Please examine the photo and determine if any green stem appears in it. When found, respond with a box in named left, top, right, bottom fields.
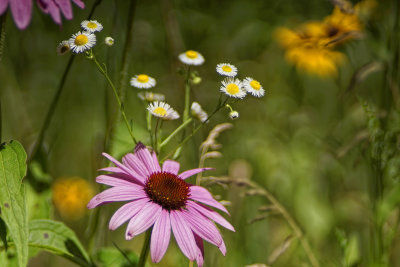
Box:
left=159, top=118, right=192, bottom=149
left=0, top=11, right=7, bottom=63
left=154, top=118, right=160, bottom=153
left=92, top=55, right=137, bottom=145
left=147, top=111, right=153, bottom=148
left=138, top=230, right=152, bottom=267
left=165, top=97, right=228, bottom=161
left=0, top=99, right=2, bottom=143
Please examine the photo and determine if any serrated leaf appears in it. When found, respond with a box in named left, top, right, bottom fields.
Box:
left=28, top=219, right=92, bottom=267
left=0, top=140, right=28, bottom=267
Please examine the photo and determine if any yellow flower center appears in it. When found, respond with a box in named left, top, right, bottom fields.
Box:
left=250, top=80, right=261, bottom=90
left=222, top=65, right=232, bottom=72
left=154, top=107, right=167, bottom=116
left=186, top=50, right=198, bottom=59
left=75, top=34, right=88, bottom=46
left=87, top=22, right=98, bottom=29
left=137, top=74, right=149, bottom=83
left=226, top=84, right=240, bottom=95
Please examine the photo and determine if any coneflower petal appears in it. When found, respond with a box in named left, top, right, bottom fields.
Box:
left=162, top=160, right=180, bottom=175
left=125, top=202, right=162, bottom=240
left=189, top=186, right=229, bottom=214
left=109, top=198, right=149, bottom=230
left=151, top=210, right=171, bottom=262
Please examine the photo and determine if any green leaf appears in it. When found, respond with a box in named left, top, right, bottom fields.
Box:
left=95, top=247, right=140, bottom=267
left=0, top=216, right=7, bottom=250
left=0, top=140, right=28, bottom=267
left=28, top=219, right=92, bottom=267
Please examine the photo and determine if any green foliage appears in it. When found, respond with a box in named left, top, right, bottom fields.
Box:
left=28, top=219, right=92, bottom=267
left=95, top=247, right=142, bottom=267
left=0, top=140, right=28, bottom=267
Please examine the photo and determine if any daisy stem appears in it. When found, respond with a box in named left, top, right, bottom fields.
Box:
left=159, top=118, right=192, bottom=149
left=165, top=97, right=228, bottom=161
left=154, top=118, right=161, bottom=153
left=92, top=55, right=137, bottom=145
left=147, top=111, right=153, bottom=149
left=138, top=230, right=151, bottom=267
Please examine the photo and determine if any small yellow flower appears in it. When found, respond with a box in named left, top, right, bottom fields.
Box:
left=147, top=101, right=180, bottom=120
left=130, top=74, right=156, bottom=89
left=81, top=20, right=103, bottom=33
left=52, top=177, right=94, bottom=220
left=68, top=31, right=96, bottom=53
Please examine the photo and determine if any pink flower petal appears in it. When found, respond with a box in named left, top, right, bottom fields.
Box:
left=103, top=152, right=136, bottom=176
left=179, top=168, right=214, bottom=180
left=162, top=160, right=180, bottom=175
left=96, top=174, right=142, bottom=187
left=72, top=0, right=84, bottom=8
left=109, top=198, right=149, bottom=230
left=152, top=152, right=161, bottom=172
left=189, top=186, right=229, bottom=214
left=54, top=0, right=72, bottom=19
left=134, top=142, right=158, bottom=174
left=182, top=209, right=223, bottom=249
left=123, top=153, right=150, bottom=181
left=100, top=165, right=145, bottom=185
left=99, top=166, right=126, bottom=174
left=0, top=0, right=8, bottom=15
left=87, top=186, right=146, bottom=209
left=10, top=0, right=32, bottom=29
left=170, top=210, right=198, bottom=261
left=187, top=201, right=235, bottom=232
left=194, top=233, right=204, bottom=267
left=151, top=210, right=171, bottom=262
left=125, top=202, right=162, bottom=240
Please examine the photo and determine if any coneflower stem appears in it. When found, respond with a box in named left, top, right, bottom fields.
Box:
left=154, top=118, right=161, bottom=153
left=92, top=55, right=137, bottom=145
left=138, top=230, right=151, bottom=267
left=147, top=111, right=153, bottom=148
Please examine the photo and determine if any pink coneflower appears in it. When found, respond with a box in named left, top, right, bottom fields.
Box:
left=87, top=142, right=234, bottom=266
left=0, top=0, right=84, bottom=30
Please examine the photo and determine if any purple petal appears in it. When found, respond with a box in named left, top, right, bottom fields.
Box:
left=170, top=210, right=197, bottom=261
left=123, top=153, right=150, bottom=181
left=72, top=0, right=84, bottom=8
left=46, top=1, right=61, bottom=24
left=152, top=152, right=161, bottom=172
left=103, top=152, right=134, bottom=174
left=0, top=0, right=8, bottom=15
left=125, top=202, right=162, bottom=240
left=181, top=209, right=223, bottom=248
left=87, top=186, right=146, bottom=209
left=109, top=198, right=149, bottom=230
left=134, top=142, right=158, bottom=174
left=189, top=186, right=229, bottom=214
left=187, top=201, right=235, bottom=232
left=194, top=233, right=204, bottom=267
left=179, top=168, right=214, bottom=180
left=99, top=166, right=126, bottom=174
left=162, top=160, right=180, bottom=175
left=54, top=0, right=72, bottom=19
left=10, top=0, right=32, bottom=29
left=96, top=174, right=142, bottom=187
left=151, top=210, right=171, bottom=263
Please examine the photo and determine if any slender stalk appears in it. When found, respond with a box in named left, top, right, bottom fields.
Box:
left=29, top=0, right=103, bottom=161
left=91, top=55, right=137, bottom=145
left=138, top=230, right=152, bottom=267
left=0, top=99, right=2, bottom=143
left=159, top=118, right=192, bottom=149
left=154, top=118, right=160, bottom=153
left=0, top=12, right=7, bottom=63
left=147, top=111, right=153, bottom=148
left=247, top=180, right=319, bottom=267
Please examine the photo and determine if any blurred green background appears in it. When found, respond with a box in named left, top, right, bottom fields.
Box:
left=1, top=0, right=399, bottom=266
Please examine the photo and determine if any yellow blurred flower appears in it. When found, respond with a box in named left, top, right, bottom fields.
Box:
left=52, top=177, right=94, bottom=220
left=285, top=43, right=345, bottom=77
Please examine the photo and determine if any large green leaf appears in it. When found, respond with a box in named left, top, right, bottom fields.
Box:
left=28, top=219, right=92, bottom=267
left=0, top=140, right=28, bottom=267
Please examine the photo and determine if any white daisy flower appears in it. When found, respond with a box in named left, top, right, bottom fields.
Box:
left=229, top=111, right=239, bottom=120
left=220, top=77, right=246, bottom=99
left=147, top=101, right=180, bottom=120
left=216, top=63, right=238, bottom=77
left=130, top=74, right=156, bottom=89
left=138, top=92, right=165, bottom=102
left=81, top=20, right=103, bottom=33
left=191, top=102, right=208, bottom=123
left=68, top=31, right=96, bottom=53
left=105, top=37, right=114, bottom=46
left=57, top=40, right=70, bottom=55
left=178, top=50, right=205, bottom=66
left=243, top=77, right=265, bottom=97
